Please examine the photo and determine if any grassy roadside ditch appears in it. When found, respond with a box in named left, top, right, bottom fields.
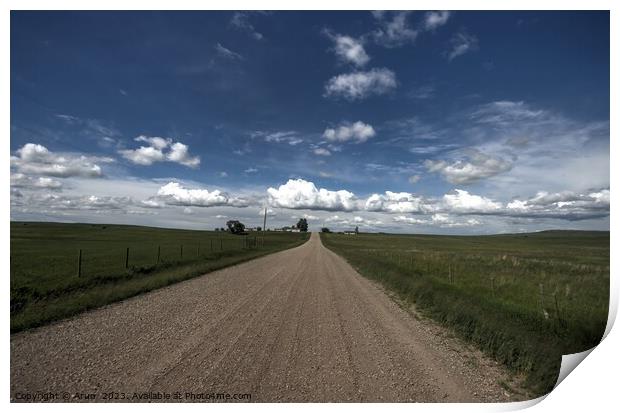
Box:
left=320, top=230, right=609, bottom=397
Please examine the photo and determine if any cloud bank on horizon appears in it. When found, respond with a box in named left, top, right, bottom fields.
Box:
left=10, top=11, right=610, bottom=234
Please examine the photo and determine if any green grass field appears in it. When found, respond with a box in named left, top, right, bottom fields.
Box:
left=320, top=230, right=609, bottom=397
left=10, top=221, right=309, bottom=332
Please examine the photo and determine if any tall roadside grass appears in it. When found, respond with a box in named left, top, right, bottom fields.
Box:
left=321, top=231, right=609, bottom=397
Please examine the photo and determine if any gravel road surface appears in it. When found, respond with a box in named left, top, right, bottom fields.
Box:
left=11, top=233, right=518, bottom=402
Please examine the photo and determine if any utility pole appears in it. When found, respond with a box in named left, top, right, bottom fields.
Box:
left=263, top=207, right=267, bottom=231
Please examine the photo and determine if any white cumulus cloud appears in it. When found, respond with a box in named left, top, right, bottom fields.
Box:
left=313, top=148, right=331, bottom=156
left=393, top=215, right=427, bottom=225
left=365, top=191, right=429, bottom=214
left=135, top=136, right=171, bottom=150
left=325, top=31, right=370, bottom=67
left=167, top=142, right=201, bottom=167
left=11, top=143, right=110, bottom=178
left=323, top=121, right=376, bottom=143
left=425, top=149, right=512, bottom=184
left=11, top=173, right=63, bottom=190
left=432, top=214, right=482, bottom=228
left=423, top=11, right=451, bottom=31
left=371, top=11, right=418, bottom=47
left=267, top=179, right=358, bottom=211
left=156, top=182, right=248, bottom=207
left=442, top=189, right=502, bottom=213
left=505, top=189, right=610, bottom=220
left=325, top=214, right=383, bottom=228
left=119, top=146, right=165, bottom=166
left=324, top=68, right=397, bottom=100
left=119, top=136, right=200, bottom=168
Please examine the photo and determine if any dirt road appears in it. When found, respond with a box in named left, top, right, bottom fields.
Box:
left=11, top=233, right=517, bottom=402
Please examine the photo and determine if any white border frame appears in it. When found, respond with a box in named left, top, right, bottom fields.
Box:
left=3, top=2, right=616, bottom=412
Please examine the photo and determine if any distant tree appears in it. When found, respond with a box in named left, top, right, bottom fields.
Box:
left=355, top=226, right=359, bottom=234
left=256, top=226, right=262, bottom=231
left=215, top=227, right=220, bottom=231
left=220, top=227, right=226, bottom=232
left=226, top=220, right=246, bottom=235
left=296, top=218, right=308, bottom=232
left=321, top=227, right=331, bottom=233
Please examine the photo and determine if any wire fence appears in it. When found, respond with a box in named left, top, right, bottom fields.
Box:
left=12, top=235, right=266, bottom=282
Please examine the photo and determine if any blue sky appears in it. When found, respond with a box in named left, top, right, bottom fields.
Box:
left=10, top=11, right=610, bottom=233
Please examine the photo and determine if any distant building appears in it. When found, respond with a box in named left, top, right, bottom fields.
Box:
left=343, top=231, right=357, bottom=235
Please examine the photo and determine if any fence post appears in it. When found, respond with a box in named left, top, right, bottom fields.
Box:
left=77, top=249, right=82, bottom=277
left=210, top=239, right=213, bottom=251
left=125, top=247, right=129, bottom=269
left=197, top=243, right=200, bottom=256
left=157, top=245, right=161, bottom=264
left=181, top=245, right=183, bottom=258
left=220, top=239, right=223, bottom=251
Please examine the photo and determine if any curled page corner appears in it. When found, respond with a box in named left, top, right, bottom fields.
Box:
left=552, top=299, right=617, bottom=390
left=498, top=293, right=616, bottom=410
left=493, top=347, right=598, bottom=412
left=553, top=347, right=595, bottom=389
